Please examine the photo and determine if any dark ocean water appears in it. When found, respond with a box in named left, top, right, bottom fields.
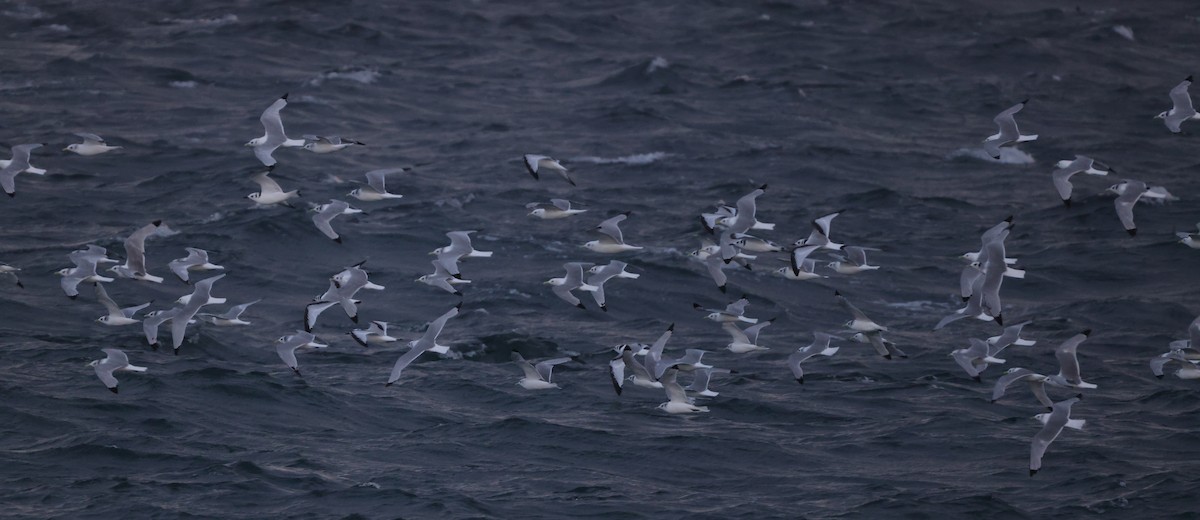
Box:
left=1, top=0, right=1199, bottom=518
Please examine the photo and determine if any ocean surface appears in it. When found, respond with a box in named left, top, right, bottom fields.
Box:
left=1, top=0, right=1199, bottom=518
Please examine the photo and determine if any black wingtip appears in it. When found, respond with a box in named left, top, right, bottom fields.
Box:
left=1187, top=75, right=1194, bottom=83
left=334, top=237, right=343, bottom=244
left=385, top=382, right=393, bottom=387
left=1075, top=393, right=1084, bottom=399
left=454, top=301, right=463, bottom=310
left=995, top=315, right=1004, bottom=326
left=1020, top=98, right=1029, bottom=105
left=883, top=354, right=892, bottom=360
left=972, top=375, right=982, bottom=383
left=667, top=323, right=675, bottom=332
left=350, top=314, right=359, bottom=324
left=1081, top=329, right=1092, bottom=336
left=758, top=183, right=768, bottom=190
left=150, top=342, right=159, bottom=351
left=1126, top=228, right=1137, bottom=237
left=1029, top=469, right=1037, bottom=477
left=990, top=399, right=997, bottom=404
left=173, top=348, right=180, bottom=356
left=692, top=303, right=703, bottom=310
left=452, top=273, right=463, bottom=280
left=5, top=193, right=12, bottom=198
left=1003, top=215, right=1014, bottom=223
left=68, top=294, right=77, bottom=300
left=961, top=296, right=970, bottom=302
left=718, top=285, right=727, bottom=293
left=600, top=305, right=608, bottom=313
left=575, top=303, right=586, bottom=310
left=1156, top=374, right=1164, bottom=379
left=15, top=281, right=23, bottom=289
left=796, top=378, right=804, bottom=385
left=833, top=290, right=841, bottom=296
left=453, top=291, right=463, bottom=297
left=1062, top=199, right=1071, bottom=208
left=350, top=334, right=367, bottom=348
left=109, top=387, right=118, bottom=394
left=281, top=93, right=289, bottom=100
left=621, top=210, right=632, bottom=216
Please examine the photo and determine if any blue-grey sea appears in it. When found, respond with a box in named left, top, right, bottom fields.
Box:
left=1, top=1, right=1199, bottom=518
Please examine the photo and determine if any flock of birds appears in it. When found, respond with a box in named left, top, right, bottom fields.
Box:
left=1, top=74, right=1199, bottom=477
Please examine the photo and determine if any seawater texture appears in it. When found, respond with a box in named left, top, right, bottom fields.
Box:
left=0, top=1, right=1198, bottom=518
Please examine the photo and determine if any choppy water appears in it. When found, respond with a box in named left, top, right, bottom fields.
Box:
left=1, top=1, right=1199, bottom=518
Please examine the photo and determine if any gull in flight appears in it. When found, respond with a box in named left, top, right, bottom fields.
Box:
left=834, top=291, right=886, bottom=332
left=168, top=248, right=224, bottom=284
left=246, top=93, right=305, bottom=168
left=694, top=298, right=758, bottom=324
left=775, top=244, right=824, bottom=281
left=1155, top=75, right=1199, bottom=133
left=303, top=134, right=365, bottom=153
left=657, top=368, right=709, bottom=414
left=733, top=234, right=781, bottom=253
left=797, top=211, right=845, bottom=251
left=0, top=262, right=23, bottom=288
left=275, top=331, right=328, bottom=376
left=722, top=319, right=773, bottom=353
left=142, top=307, right=183, bottom=351
left=386, top=304, right=461, bottom=386
left=1150, top=349, right=1200, bottom=380
left=685, top=367, right=732, bottom=398
left=305, top=280, right=361, bottom=331
left=828, top=246, right=881, bottom=274
left=1112, top=179, right=1151, bottom=236
left=991, top=367, right=1054, bottom=410
left=787, top=332, right=841, bottom=384
left=0, top=143, right=46, bottom=197
left=950, top=338, right=1006, bottom=382
left=1047, top=330, right=1097, bottom=389
left=982, top=99, right=1038, bottom=159
left=716, top=185, right=774, bottom=234
left=65, top=133, right=122, bottom=156
left=523, top=154, right=574, bottom=186
left=94, top=283, right=151, bottom=326
left=89, top=348, right=147, bottom=394
left=247, top=171, right=299, bottom=207
left=311, top=199, right=363, bottom=243
left=1030, top=395, right=1085, bottom=476
left=350, top=321, right=398, bottom=347
left=987, top=320, right=1037, bottom=354
left=198, top=300, right=260, bottom=326
left=850, top=331, right=907, bottom=359
left=1051, top=155, right=1111, bottom=207
left=546, top=262, right=598, bottom=309
left=348, top=168, right=406, bottom=201
left=416, top=259, right=471, bottom=296
left=1178, top=223, right=1200, bottom=248
left=169, top=273, right=227, bottom=354
left=111, top=220, right=175, bottom=283
left=585, top=260, right=639, bottom=312
left=512, top=352, right=571, bottom=390
left=608, top=343, right=663, bottom=395
left=527, top=199, right=587, bottom=219
left=432, top=230, right=493, bottom=277
left=584, top=212, right=643, bottom=253
left=58, top=256, right=114, bottom=299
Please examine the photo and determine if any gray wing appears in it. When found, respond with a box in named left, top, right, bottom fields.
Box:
left=552, top=284, right=581, bottom=307
left=75, top=132, right=105, bottom=144
left=446, top=231, right=476, bottom=254
left=95, top=283, right=122, bottom=316
left=511, top=352, right=540, bottom=381
left=550, top=198, right=571, bottom=211
left=608, top=355, right=626, bottom=395
left=169, top=248, right=206, bottom=282
left=535, top=358, right=571, bottom=382
left=312, top=203, right=344, bottom=240
left=646, top=324, right=674, bottom=374
left=1189, top=316, right=1200, bottom=349
left=993, top=101, right=1025, bottom=141
left=561, top=262, right=589, bottom=288
left=387, top=343, right=430, bottom=384
left=7, top=144, right=40, bottom=170
left=742, top=320, right=773, bottom=344
left=1054, top=332, right=1090, bottom=384
left=123, top=222, right=160, bottom=275
left=992, top=368, right=1034, bottom=402
left=587, top=261, right=625, bottom=287
left=252, top=171, right=284, bottom=196
left=253, top=143, right=279, bottom=167
left=596, top=213, right=628, bottom=244
left=863, top=332, right=890, bottom=358
left=660, top=369, right=690, bottom=403
left=621, top=349, right=655, bottom=382
left=703, top=253, right=727, bottom=291
left=305, top=300, right=338, bottom=332
left=0, top=165, right=17, bottom=195
left=722, top=322, right=750, bottom=345
left=523, top=154, right=546, bottom=178
left=275, top=335, right=309, bottom=370
left=364, top=168, right=401, bottom=192
left=790, top=245, right=819, bottom=275
left=989, top=320, right=1032, bottom=354
left=1114, top=180, right=1146, bottom=232
left=845, top=246, right=871, bottom=266
left=143, top=307, right=181, bottom=346
left=1051, top=168, right=1075, bottom=203
left=260, top=96, right=288, bottom=146
left=834, top=292, right=870, bottom=322
left=959, top=264, right=983, bottom=300
left=724, top=298, right=750, bottom=316
left=414, top=305, right=460, bottom=350
left=219, top=299, right=261, bottom=320
left=1169, top=78, right=1195, bottom=115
